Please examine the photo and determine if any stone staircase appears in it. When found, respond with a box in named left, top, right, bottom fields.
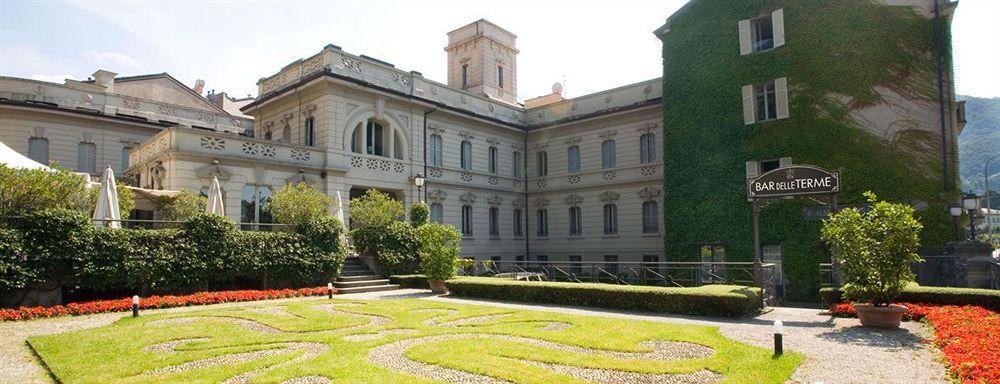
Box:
left=334, top=257, right=399, bottom=294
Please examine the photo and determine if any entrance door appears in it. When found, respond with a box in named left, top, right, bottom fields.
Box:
left=763, top=245, right=785, bottom=301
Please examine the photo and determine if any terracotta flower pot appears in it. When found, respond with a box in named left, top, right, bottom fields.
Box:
left=853, top=303, right=907, bottom=328
left=428, top=280, right=448, bottom=294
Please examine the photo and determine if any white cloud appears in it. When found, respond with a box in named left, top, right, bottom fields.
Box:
left=29, top=74, right=78, bottom=83
left=84, top=50, right=139, bottom=68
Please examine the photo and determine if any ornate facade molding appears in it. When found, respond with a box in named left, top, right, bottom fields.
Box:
left=427, top=124, right=445, bottom=136
left=533, top=197, right=550, bottom=208
left=637, top=187, right=661, bottom=202
left=599, top=130, right=618, bottom=141
left=459, top=131, right=474, bottom=140
left=564, top=194, right=583, bottom=207
left=638, top=122, right=658, bottom=134
left=460, top=191, right=477, bottom=204
left=286, top=173, right=315, bottom=186
left=428, top=189, right=447, bottom=204
left=564, top=136, right=581, bottom=146
left=599, top=190, right=620, bottom=204
left=487, top=194, right=503, bottom=207
left=301, top=104, right=317, bottom=117
left=512, top=197, right=525, bottom=208
left=32, top=127, right=45, bottom=137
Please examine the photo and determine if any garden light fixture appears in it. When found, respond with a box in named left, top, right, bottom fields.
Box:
left=132, top=295, right=140, bottom=317
left=414, top=173, right=425, bottom=202
left=773, top=319, right=783, bottom=356
left=962, top=192, right=980, bottom=241
left=327, top=283, right=334, bottom=299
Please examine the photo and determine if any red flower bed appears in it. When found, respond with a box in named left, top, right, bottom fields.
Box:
left=0, top=286, right=332, bottom=322
left=829, top=302, right=999, bottom=383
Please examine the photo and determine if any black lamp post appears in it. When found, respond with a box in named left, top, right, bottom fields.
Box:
left=963, top=192, right=980, bottom=241
left=414, top=173, right=425, bottom=203
left=950, top=204, right=963, bottom=241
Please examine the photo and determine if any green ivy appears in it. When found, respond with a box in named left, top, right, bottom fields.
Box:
left=659, top=0, right=959, bottom=301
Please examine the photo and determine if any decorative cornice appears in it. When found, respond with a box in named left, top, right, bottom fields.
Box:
left=460, top=191, right=477, bottom=203
left=459, top=131, right=474, bottom=140
left=599, top=190, right=620, bottom=204
left=533, top=197, right=550, bottom=208
left=533, top=143, right=549, bottom=152
left=637, top=187, right=661, bottom=202
left=564, top=136, right=581, bottom=147
left=428, top=189, right=447, bottom=203
left=512, top=197, right=525, bottom=208
left=301, top=104, right=317, bottom=116
left=638, top=122, right=658, bottom=134
left=599, top=130, right=618, bottom=141
left=487, top=194, right=503, bottom=207
left=564, top=194, right=583, bottom=207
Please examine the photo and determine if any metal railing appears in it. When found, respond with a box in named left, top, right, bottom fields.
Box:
left=473, top=260, right=772, bottom=288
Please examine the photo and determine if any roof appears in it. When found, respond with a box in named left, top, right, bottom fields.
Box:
left=84, top=72, right=233, bottom=116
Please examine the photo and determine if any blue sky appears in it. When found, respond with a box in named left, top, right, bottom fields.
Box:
left=1, top=0, right=997, bottom=100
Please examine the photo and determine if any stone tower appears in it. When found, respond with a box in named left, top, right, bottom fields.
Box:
left=445, top=19, right=518, bottom=105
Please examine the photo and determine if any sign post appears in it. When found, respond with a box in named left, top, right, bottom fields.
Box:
left=747, top=165, right=840, bottom=306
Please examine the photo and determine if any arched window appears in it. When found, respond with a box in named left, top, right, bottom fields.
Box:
left=351, top=118, right=402, bottom=159
left=640, top=133, right=656, bottom=164
left=430, top=203, right=443, bottom=223
left=536, top=151, right=547, bottom=177
left=461, top=205, right=473, bottom=236
left=601, top=140, right=616, bottom=169
left=603, top=203, right=618, bottom=235
left=304, top=117, right=315, bottom=146
left=512, top=151, right=522, bottom=178
left=28, top=137, right=49, bottom=164
left=460, top=140, right=472, bottom=170
left=513, top=208, right=523, bottom=237
left=488, top=146, right=498, bottom=174
left=536, top=209, right=548, bottom=237
left=429, top=134, right=443, bottom=166
left=489, top=207, right=499, bottom=237
left=567, top=145, right=580, bottom=173
left=642, top=201, right=659, bottom=233
left=568, top=206, right=582, bottom=236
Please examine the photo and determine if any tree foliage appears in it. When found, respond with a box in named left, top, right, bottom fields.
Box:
left=153, top=191, right=206, bottom=221
left=0, top=165, right=89, bottom=217
left=821, top=192, right=924, bottom=306
left=416, top=223, right=462, bottom=281
left=348, top=189, right=403, bottom=229
left=269, top=182, right=333, bottom=225
left=410, top=202, right=429, bottom=227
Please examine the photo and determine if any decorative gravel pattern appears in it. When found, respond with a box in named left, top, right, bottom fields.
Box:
left=222, top=342, right=330, bottom=384
left=147, top=316, right=282, bottom=333
left=539, top=322, right=572, bottom=331
left=244, top=306, right=300, bottom=317
left=280, top=376, right=332, bottom=384
left=143, top=337, right=210, bottom=353
left=311, top=304, right=391, bottom=331
left=523, top=361, right=723, bottom=384
left=366, top=334, right=716, bottom=383
left=428, top=314, right=509, bottom=327
left=342, top=329, right=419, bottom=341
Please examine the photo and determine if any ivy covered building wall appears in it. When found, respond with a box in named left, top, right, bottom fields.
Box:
left=655, top=0, right=963, bottom=302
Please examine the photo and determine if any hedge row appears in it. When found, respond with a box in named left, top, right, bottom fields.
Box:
left=820, top=284, right=1000, bottom=311
left=1, top=209, right=346, bottom=300
left=445, top=277, right=762, bottom=317
left=389, top=274, right=428, bottom=289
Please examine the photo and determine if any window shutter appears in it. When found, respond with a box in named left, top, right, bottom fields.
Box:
left=775, top=77, right=790, bottom=119
left=745, top=161, right=759, bottom=179
left=742, top=85, right=755, bottom=125
left=772, top=9, right=785, bottom=48
left=738, top=19, right=752, bottom=56
left=779, top=157, right=792, bottom=167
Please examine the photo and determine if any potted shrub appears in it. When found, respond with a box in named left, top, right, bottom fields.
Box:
left=821, top=192, right=924, bottom=328
left=416, top=223, right=462, bottom=294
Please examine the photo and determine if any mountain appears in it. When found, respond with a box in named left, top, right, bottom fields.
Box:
left=958, top=95, right=1000, bottom=195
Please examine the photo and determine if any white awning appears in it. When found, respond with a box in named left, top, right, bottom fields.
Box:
left=0, top=140, right=52, bottom=170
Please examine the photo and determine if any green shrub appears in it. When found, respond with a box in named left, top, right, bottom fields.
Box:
left=0, top=227, right=30, bottom=291
left=410, top=202, right=429, bottom=227
left=296, top=216, right=347, bottom=277
left=349, top=189, right=403, bottom=229
left=350, top=221, right=419, bottom=275
left=269, top=183, right=333, bottom=225
left=821, top=192, right=923, bottom=306
left=389, top=274, right=428, bottom=289
left=16, top=209, right=91, bottom=287
left=153, top=191, right=206, bottom=221
left=416, top=223, right=462, bottom=281
left=446, top=277, right=762, bottom=317
left=182, top=213, right=236, bottom=282
left=821, top=284, right=1000, bottom=311
left=0, top=165, right=89, bottom=217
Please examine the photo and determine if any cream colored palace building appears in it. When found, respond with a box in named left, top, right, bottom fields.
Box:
left=0, top=19, right=663, bottom=265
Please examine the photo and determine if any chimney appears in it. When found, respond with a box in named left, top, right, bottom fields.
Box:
left=193, top=79, right=205, bottom=95
left=92, top=70, right=117, bottom=92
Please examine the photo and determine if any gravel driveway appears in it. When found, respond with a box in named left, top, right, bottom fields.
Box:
left=0, top=289, right=949, bottom=384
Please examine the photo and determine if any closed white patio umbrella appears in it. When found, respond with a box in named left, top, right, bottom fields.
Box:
left=206, top=176, right=225, bottom=215
left=92, top=166, right=121, bottom=228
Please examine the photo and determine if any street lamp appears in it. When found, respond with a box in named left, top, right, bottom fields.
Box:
left=963, top=192, right=980, bottom=241
left=413, top=173, right=425, bottom=203
left=950, top=204, right=963, bottom=241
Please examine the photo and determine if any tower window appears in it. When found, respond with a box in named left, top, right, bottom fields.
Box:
left=498, top=65, right=504, bottom=89
left=304, top=117, right=315, bottom=146
left=462, top=64, right=469, bottom=88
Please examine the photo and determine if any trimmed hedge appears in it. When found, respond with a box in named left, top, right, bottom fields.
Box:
left=821, top=284, right=1000, bottom=311
left=1, top=210, right=346, bottom=300
left=445, top=277, right=761, bottom=317
left=389, top=274, right=428, bottom=289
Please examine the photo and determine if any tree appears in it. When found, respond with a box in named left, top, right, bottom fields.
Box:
left=416, top=223, right=462, bottom=282
left=153, top=191, right=206, bottom=221
left=348, top=189, right=403, bottom=229
left=0, top=165, right=89, bottom=217
left=821, top=192, right=924, bottom=306
left=410, top=202, right=429, bottom=227
left=269, top=182, right=333, bottom=225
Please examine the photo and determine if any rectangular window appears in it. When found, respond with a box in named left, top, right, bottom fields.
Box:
left=241, top=185, right=273, bottom=230
left=429, top=134, right=443, bottom=166
left=462, top=64, right=468, bottom=88
left=739, top=10, right=783, bottom=56
left=512, top=151, right=522, bottom=178
left=121, top=146, right=133, bottom=171
left=28, top=137, right=49, bottom=164
left=461, top=205, right=473, bottom=236
left=568, top=206, right=582, bottom=236
left=304, top=117, right=315, bottom=146
left=751, top=15, right=774, bottom=52
left=642, top=201, right=659, bottom=234
left=640, top=133, right=656, bottom=164
left=601, top=140, right=616, bottom=169
left=488, top=146, right=498, bottom=174
left=366, top=120, right=384, bottom=156
left=536, top=209, right=548, bottom=237
left=603, top=255, right=619, bottom=275
left=536, top=151, right=547, bottom=176
left=567, top=146, right=580, bottom=173
left=535, top=255, right=548, bottom=267
left=700, top=244, right=727, bottom=283
left=77, top=142, right=97, bottom=175
left=603, top=204, right=618, bottom=235
left=642, top=254, right=660, bottom=282
left=489, top=206, right=499, bottom=237
left=430, top=203, right=443, bottom=223
left=461, top=140, right=472, bottom=170
left=498, top=65, right=504, bottom=89
left=569, top=255, right=582, bottom=274
left=515, top=255, right=525, bottom=266
left=755, top=81, right=777, bottom=122
left=513, top=208, right=523, bottom=237
left=759, top=159, right=781, bottom=173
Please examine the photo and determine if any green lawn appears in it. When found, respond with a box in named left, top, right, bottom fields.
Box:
left=28, top=298, right=801, bottom=383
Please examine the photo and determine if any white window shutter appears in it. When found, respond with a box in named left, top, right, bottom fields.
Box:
left=779, top=157, right=792, bottom=167
left=745, top=161, right=759, bottom=178
left=742, top=84, right=755, bottom=125
left=772, top=9, right=785, bottom=48
left=774, top=77, right=790, bottom=119
left=738, top=19, right=752, bottom=56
